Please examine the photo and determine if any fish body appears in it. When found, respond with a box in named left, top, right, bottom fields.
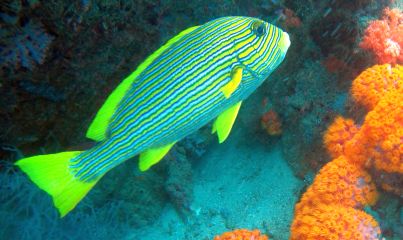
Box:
left=16, top=16, right=290, bottom=216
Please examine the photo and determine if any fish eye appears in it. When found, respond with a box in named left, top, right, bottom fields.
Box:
left=252, top=21, right=266, bottom=37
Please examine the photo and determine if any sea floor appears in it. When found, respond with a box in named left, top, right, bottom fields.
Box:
left=128, top=128, right=304, bottom=239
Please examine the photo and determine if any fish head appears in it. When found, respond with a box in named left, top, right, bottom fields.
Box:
left=232, top=17, right=290, bottom=80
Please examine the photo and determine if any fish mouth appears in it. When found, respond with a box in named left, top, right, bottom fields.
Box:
left=280, top=31, right=291, bottom=52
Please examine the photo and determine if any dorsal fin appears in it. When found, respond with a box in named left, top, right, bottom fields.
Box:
left=86, top=25, right=200, bottom=141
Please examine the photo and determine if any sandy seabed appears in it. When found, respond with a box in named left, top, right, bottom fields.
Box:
left=128, top=127, right=303, bottom=240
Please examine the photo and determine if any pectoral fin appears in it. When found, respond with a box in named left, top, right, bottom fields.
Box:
left=220, top=67, right=243, bottom=98
left=139, top=142, right=176, bottom=171
left=212, top=101, right=242, bottom=143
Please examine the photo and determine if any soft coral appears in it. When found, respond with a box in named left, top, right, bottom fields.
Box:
left=360, top=8, right=403, bottom=64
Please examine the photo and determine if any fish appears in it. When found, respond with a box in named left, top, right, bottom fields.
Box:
left=15, top=16, right=290, bottom=217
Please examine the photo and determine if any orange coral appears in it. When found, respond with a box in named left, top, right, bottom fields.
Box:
left=351, top=64, right=402, bottom=111
left=288, top=62, right=403, bottom=238
left=214, top=229, right=268, bottom=240
left=291, top=204, right=381, bottom=240
left=323, top=116, right=359, bottom=158
left=346, top=89, right=403, bottom=173
left=261, top=110, right=282, bottom=136
left=295, top=156, right=378, bottom=215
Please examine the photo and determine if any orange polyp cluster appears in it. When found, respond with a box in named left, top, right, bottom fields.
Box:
left=291, top=156, right=380, bottom=238
left=290, top=63, right=403, bottom=238
left=351, top=89, right=403, bottom=173
left=291, top=204, right=381, bottom=240
left=294, top=156, right=378, bottom=215
left=350, top=64, right=402, bottom=110
left=214, top=229, right=268, bottom=240
left=323, top=116, right=359, bottom=158
left=343, top=135, right=369, bottom=167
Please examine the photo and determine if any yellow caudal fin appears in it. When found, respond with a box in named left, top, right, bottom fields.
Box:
left=139, top=142, right=176, bottom=171
left=15, top=151, right=100, bottom=217
left=86, top=25, right=200, bottom=142
left=212, top=101, right=242, bottom=143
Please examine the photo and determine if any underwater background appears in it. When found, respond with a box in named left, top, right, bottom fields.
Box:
left=0, top=0, right=402, bottom=239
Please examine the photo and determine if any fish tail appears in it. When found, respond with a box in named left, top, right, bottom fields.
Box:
left=15, top=151, right=101, bottom=217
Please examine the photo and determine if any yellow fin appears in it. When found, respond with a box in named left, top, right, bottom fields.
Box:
left=139, top=142, right=176, bottom=171
left=212, top=101, right=242, bottom=143
left=86, top=25, right=200, bottom=141
left=220, top=67, right=243, bottom=98
left=15, top=151, right=101, bottom=217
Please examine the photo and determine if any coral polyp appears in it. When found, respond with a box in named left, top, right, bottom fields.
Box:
left=294, top=156, right=378, bottom=212
left=291, top=204, right=381, bottom=240
left=323, top=116, right=359, bottom=158
left=214, top=229, right=268, bottom=240
left=350, top=89, right=403, bottom=174
left=351, top=64, right=402, bottom=110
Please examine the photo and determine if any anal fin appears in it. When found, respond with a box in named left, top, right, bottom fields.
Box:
left=139, top=142, right=176, bottom=171
left=212, top=101, right=242, bottom=143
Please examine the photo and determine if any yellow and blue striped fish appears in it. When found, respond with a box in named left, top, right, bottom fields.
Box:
left=16, top=16, right=290, bottom=217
